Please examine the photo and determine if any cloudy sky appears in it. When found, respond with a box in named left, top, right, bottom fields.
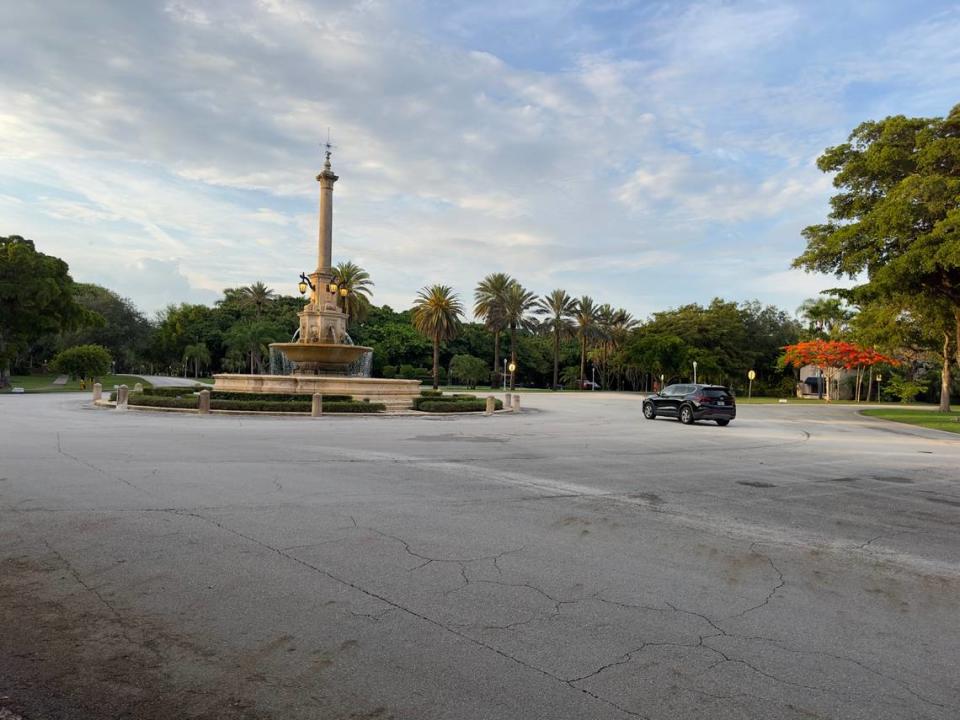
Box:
left=2, top=1, right=959, bottom=319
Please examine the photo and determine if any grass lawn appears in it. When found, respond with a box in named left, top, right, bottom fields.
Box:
left=860, top=408, right=960, bottom=434
left=2, top=374, right=151, bottom=394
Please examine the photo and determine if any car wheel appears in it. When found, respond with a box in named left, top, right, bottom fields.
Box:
left=715, top=419, right=730, bottom=426
left=679, top=405, right=694, bottom=425
left=643, top=402, right=656, bottom=419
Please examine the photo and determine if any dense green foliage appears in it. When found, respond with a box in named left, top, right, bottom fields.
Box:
left=1, top=236, right=100, bottom=386
left=795, top=104, right=960, bottom=410
left=51, top=344, right=112, bottom=380
left=448, top=354, right=488, bottom=388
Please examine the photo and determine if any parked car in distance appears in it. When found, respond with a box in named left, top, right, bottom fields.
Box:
left=642, top=384, right=736, bottom=426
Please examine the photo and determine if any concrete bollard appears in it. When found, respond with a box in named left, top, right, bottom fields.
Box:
left=312, top=393, right=323, bottom=417
left=504, top=392, right=512, bottom=409
left=485, top=395, right=495, bottom=415
left=133, top=382, right=143, bottom=393
left=511, top=394, right=520, bottom=412
left=92, top=382, right=102, bottom=402
left=198, top=389, right=211, bottom=415
left=116, top=384, right=129, bottom=410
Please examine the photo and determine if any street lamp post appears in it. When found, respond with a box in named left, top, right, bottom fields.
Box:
left=591, top=364, right=596, bottom=391
left=508, top=361, right=516, bottom=392
left=692, top=360, right=698, bottom=384
left=876, top=373, right=882, bottom=403
left=502, top=358, right=507, bottom=392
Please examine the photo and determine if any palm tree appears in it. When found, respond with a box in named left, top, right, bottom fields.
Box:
left=412, top=285, right=464, bottom=390
left=239, top=281, right=276, bottom=318
left=182, top=342, right=211, bottom=379
left=224, top=319, right=284, bottom=374
left=502, top=282, right=539, bottom=390
left=332, top=261, right=374, bottom=324
left=574, top=296, right=599, bottom=389
left=798, top=297, right=852, bottom=339
left=535, top=289, right=578, bottom=390
left=474, top=273, right=513, bottom=387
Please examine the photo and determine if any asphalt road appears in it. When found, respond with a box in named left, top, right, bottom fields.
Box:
left=1, top=393, right=958, bottom=720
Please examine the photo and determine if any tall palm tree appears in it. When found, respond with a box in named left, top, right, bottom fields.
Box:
left=412, top=285, right=464, bottom=390
left=182, top=342, right=211, bottom=379
left=535, top=289, right=578, bottom=390
left=239, top=281, right=276, bottom=318
left=574, top=296, right=599, bottom=389
left=474, top=272, right=513, bottom=387
left=332, top=261, right=374, bottom=324
left=502, top=282, right=539, bottom=390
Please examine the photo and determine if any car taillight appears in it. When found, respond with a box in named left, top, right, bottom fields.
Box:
left=693, top=394, right=709, bottom=404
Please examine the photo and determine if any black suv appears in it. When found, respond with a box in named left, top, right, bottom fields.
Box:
left=642, top=384, right=736, bottom=426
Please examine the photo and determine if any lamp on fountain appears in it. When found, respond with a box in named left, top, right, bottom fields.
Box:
left=298, top=272, right=315, bottom=296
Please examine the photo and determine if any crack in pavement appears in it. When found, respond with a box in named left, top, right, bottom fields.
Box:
left=165, top=510, right=645, bottom=718
left=734, top=543, right=786, bottom=618
left=55, top=432, right=155, bottom=497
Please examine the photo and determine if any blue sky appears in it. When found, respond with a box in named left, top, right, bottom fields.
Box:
left=2, top=1, right=959, bottom=319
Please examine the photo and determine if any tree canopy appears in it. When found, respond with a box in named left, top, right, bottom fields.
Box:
left=794, top=104, right=960, bottom=409
left=0, top=236, right=100, bottom=386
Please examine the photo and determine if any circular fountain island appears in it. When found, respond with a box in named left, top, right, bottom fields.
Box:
left=213, top=149, right=421, bottom=409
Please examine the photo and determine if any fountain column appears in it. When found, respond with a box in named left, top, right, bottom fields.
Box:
left=317, top=150, right=338, bottom=275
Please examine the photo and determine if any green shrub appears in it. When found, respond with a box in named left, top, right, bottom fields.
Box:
left=126, top=395, right=384, bottom=413
left=129, top=395, right=198, bottom=409
left=381, top=365, right=397, bottom=378
left=417, top=399, right=500, bottom=413
left=420, top=389, right=443, bottom=397
left=210, top=399, right=383, bottom=413
left=141, top=386, right=204, bottom=397
left=211, top=391, right=352, bottom=402
left=51, top=344, right=112, bottom=380
left=398, top=364, right=418, bottom=379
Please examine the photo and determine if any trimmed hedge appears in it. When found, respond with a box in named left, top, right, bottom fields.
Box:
left=136, top=387, right=354, bottom=402
left=210, top=399, right=383, bottom=413
left=417, top=399, right=500, bottom=413
left=420, top=389, right=443, bottom=397
left=129, top=395, right=198, bottom=409
left=210, top=391, right=352, bottom=402
left=126, top=395, right=384, bottom=413
left=138, top=386, right=204, bottom=397
left=411, top=393, right=480, bottom=410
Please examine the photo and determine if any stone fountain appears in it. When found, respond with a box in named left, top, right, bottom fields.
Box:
left=213, top=149, right=421, bottom=409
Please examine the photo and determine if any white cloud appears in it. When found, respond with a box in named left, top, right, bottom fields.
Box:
left=1, top=0, right=957, bottom=317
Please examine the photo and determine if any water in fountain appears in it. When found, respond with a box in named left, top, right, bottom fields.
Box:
left=269, top=329, right=371, bottom=377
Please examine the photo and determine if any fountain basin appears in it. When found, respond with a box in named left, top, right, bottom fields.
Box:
left=270, top=342, right=372, bottom=369
left=212, top=374, right=422, bottom=409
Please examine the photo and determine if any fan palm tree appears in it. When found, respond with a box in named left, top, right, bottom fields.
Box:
left=574, top=296, right=599, bottom=388
left=535, top=289, right=578, bottom=390
left=412, top=285, right=464, bottom=390
left=502, top=282, right=539, bottom=390
left=474, top=272, right=513, bottom=387
left=239, top=281, right=276, bottom=318
left=332, top=261, right=374, bottom=324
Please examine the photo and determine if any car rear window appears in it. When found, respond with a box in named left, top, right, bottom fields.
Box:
left=703, top=388, right=731, bottom=398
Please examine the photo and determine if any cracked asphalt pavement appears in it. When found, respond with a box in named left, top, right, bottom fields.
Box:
left=1, top=393, right=958, bottom=719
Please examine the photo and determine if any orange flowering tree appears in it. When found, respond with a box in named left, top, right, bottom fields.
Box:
left=782, top=340, right=898, bottom=401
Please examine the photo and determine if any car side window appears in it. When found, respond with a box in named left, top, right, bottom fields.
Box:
left=662, top=385, right=679, bottom=396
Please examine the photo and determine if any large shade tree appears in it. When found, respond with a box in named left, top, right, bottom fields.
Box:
left=474, top=273, right=513, bottom=387
left=0, top=236, right=99, bottom=387
left=535, top=289, right=578, bottom=390
left=794, top=104, right=960, bottom=411
left=412, top=285, right=464, bottom=390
